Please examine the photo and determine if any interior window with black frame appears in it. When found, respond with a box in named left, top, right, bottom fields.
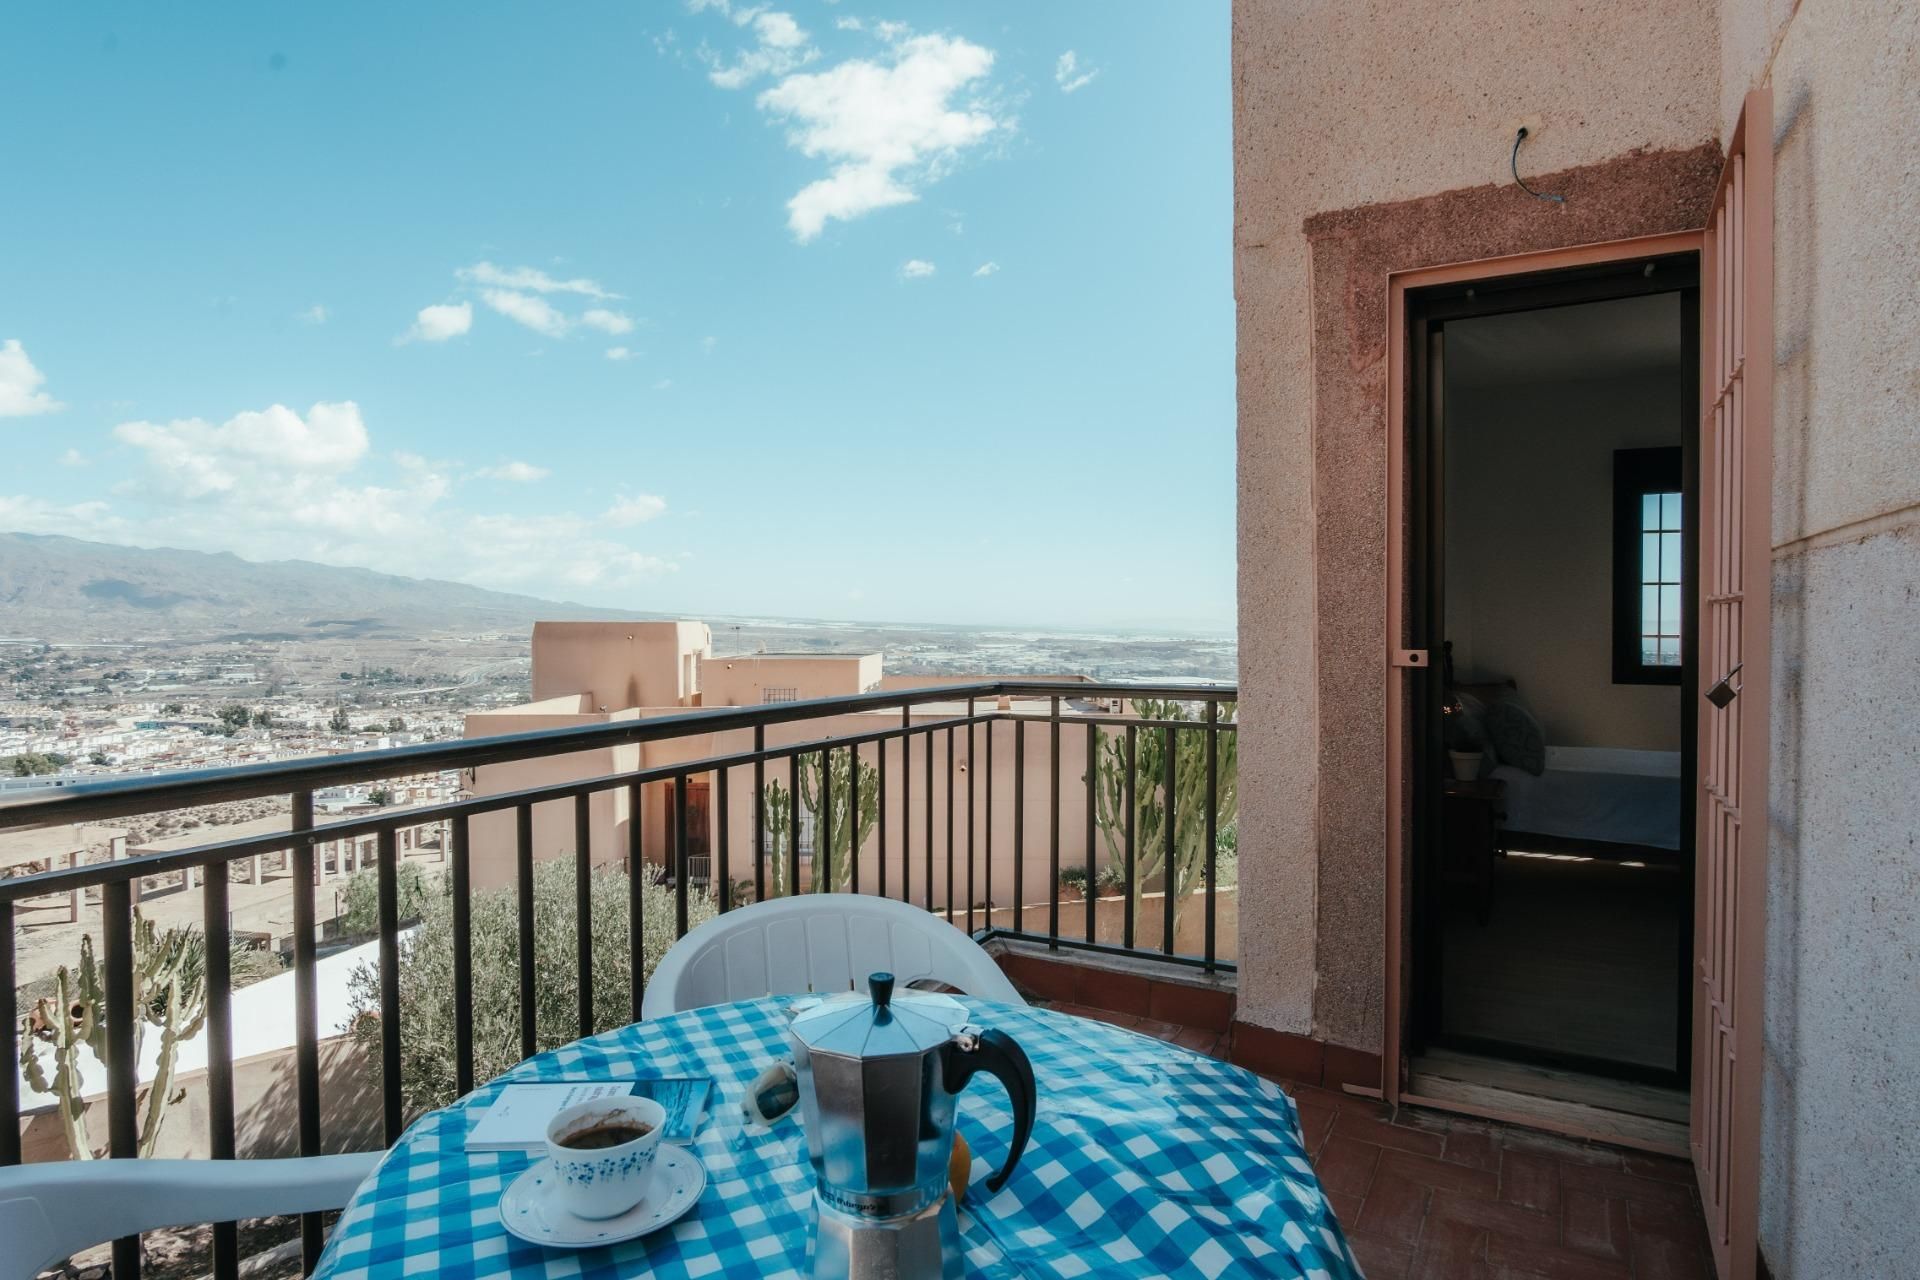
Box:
left=1613, top=446, right=1684, bottom=685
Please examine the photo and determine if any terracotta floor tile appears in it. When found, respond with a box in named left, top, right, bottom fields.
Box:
left=1170, top=1026, right=1220, bottom=1056
left=1628, top=1231, right=1712, bottom=1280
left=1484, top=1233, right=1633, bottom=1280
left=1393, top=1106, right=1455, bottom=1136
left=1621, top=1151, right=1696, bottom=1185
left=1334, top=1110, right=1448, bottom=1158
left=1559, top=1189, right=1630, bottom=1260
left=1412, top=1218, right=1489, bottom=1280
left=1499, top=1151, right=1562, bottom=1215
left=1289, top=1081, right=1364, bottom=1114
left=1324, top=1187, right=1365, bottom=1227
left=1443, top=1125, right=1501, bottom=1172
left=1380, top=1149, right=1500, bottom=1197
left=1557, top=1162, right=1697, bottom=1209
left=1356, top=1172, right=1433, bottom=1247
left=1426, top=1188, right=1560, bottom=1244
left=1625, top=1198, right=1714, bottom=1253
left=1499, top=1129, right=1626, bottom=1170
left=1313, top=1135, right=1384, bottom=1197
left=1296, top=1101, right=1338, bottom=1156
left=1347, top=1233, right=1415, bottom=1280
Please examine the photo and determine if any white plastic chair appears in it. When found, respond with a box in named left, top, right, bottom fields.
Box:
left=643, top=894, right=1025, bottom=1019
left=0, top=1151, right=380, bottom=1280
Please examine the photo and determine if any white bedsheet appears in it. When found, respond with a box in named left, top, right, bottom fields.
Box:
left=1491, top=746, right=1682, bottom=851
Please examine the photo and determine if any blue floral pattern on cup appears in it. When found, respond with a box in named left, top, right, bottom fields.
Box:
left=544, top=1096, right=666, bottom=1219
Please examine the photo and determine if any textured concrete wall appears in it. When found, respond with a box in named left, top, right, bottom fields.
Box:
left=1233, top=0, right=1720, bottom=1040
left=1756, top=1, right=1920, bottom=1272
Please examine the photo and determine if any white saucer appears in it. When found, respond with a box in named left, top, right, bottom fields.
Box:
left=498, top=1147, right=707, bottom=1248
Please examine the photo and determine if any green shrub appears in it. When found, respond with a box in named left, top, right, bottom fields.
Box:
left=339, top=861, right=430, bottom=939
left=349, top=857, right=714, bottom=1113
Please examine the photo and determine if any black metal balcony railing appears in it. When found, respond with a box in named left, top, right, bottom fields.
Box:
left=0, top=678, right=1234, bottom=1279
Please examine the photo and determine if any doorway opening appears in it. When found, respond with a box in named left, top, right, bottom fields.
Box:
left=1405, top=253, right=1699, bottom=1143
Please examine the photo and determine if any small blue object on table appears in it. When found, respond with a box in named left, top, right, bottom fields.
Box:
left=313, top=998, right=1363, bottom=1279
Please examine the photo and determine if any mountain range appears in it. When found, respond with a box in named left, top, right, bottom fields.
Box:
left=0, top=532, right=650, bottom=641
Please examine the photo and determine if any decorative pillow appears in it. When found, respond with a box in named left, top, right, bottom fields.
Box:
left=1484, top=697, right=1547, bottom=776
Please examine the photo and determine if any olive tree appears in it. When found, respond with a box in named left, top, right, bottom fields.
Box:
left=348, top=857, right=714, bottom=1114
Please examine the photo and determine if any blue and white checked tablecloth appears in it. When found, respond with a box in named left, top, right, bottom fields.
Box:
left=313, top=999, right=1363, bottom=1279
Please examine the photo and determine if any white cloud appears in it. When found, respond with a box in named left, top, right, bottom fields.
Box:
left=59, top=447, right=89, bottom=467
left=23, top=398, right=679, bottom=599
left=455, top=262, right=617, bottom=299
left=606, top=493, right=668, bottom=525
left=972, top=261, right=1000, bottom=277
left=899, top=259, right=936, bottom=280
left=481, top=289, right=569, bottom=337
left=706, top=8, right=817, bottom=89
left=605, top=346, right=636, bottom=362
left=0, top=340, right=64, bottom=418
left=460, top=514, right=677, bottom=589
left=478, top=460, right=550, bottom=483
left=403, top=302, right=473, bottom=343
left=0, top=495, right=122, bottom=538
left=581, top=308, right=636, bottom=335
left=113, top=402, right=371, bottom=499
left=1054, top=50, right=1098, bottom=93
left=297, top=304, right=330, bottom=324
left=754, top=32, right=1001, bottom=242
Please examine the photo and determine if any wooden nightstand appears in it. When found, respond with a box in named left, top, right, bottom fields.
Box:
left=1442, top=777, right=1506, bottom=924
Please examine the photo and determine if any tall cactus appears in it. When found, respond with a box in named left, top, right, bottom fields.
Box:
left=761, top=777, right=795, bottom=898
left=18, top=914, right=209, bottom=1159
left=1091, top=699, right=1239, bottom=926
left=796, top=749, right=878, bottom=895
left=761, top=750, right=879, bottom=897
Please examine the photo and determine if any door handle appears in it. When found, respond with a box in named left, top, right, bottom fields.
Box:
left=1705, top=662, right=1743, bottom=710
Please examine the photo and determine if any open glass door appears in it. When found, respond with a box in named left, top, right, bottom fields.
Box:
left=1693, top=87, right=1772, bottom=1280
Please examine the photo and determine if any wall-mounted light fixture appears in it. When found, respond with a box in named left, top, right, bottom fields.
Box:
left=1511, top=127, right=1566, bottom=204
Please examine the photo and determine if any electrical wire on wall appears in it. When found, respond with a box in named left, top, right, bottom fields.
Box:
left=1510, top=127, right=1565, bottom=204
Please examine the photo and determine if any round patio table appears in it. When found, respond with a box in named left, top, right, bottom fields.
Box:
left=312, top=997, right=1362, bottom=1280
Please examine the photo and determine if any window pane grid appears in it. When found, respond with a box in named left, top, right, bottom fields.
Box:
left=1639, top=490, right=1682, bottom=666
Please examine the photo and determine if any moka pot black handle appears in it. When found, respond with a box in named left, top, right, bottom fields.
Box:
left=943, top=1027, right=1037, bottom=1195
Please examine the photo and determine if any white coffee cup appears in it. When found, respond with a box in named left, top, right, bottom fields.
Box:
left=543, top=1095, right=666, bottom=1220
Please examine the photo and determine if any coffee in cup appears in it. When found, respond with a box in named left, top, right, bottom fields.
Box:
left=543, top=1096, right=666, bottom=1219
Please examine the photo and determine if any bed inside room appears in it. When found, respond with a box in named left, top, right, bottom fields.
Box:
left=1424, top=287, right=1694, bottom=1089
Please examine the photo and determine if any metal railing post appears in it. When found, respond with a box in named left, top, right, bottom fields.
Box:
left=290, top=790, right=323, bottom=1274
left=1048, top=696, right=1061, bottom=948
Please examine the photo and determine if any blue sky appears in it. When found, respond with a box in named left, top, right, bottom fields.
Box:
left=0, top=3, right=1234, bottom=632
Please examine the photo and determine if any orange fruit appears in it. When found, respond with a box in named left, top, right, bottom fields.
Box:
left=949, top=1132, right=971, bottom=1202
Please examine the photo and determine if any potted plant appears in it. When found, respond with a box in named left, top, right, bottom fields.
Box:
left=1058, top=865, right=1090, bottom=901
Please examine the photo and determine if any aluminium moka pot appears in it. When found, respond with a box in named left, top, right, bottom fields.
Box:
left=786, top=973, right=1036, bottom=1280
